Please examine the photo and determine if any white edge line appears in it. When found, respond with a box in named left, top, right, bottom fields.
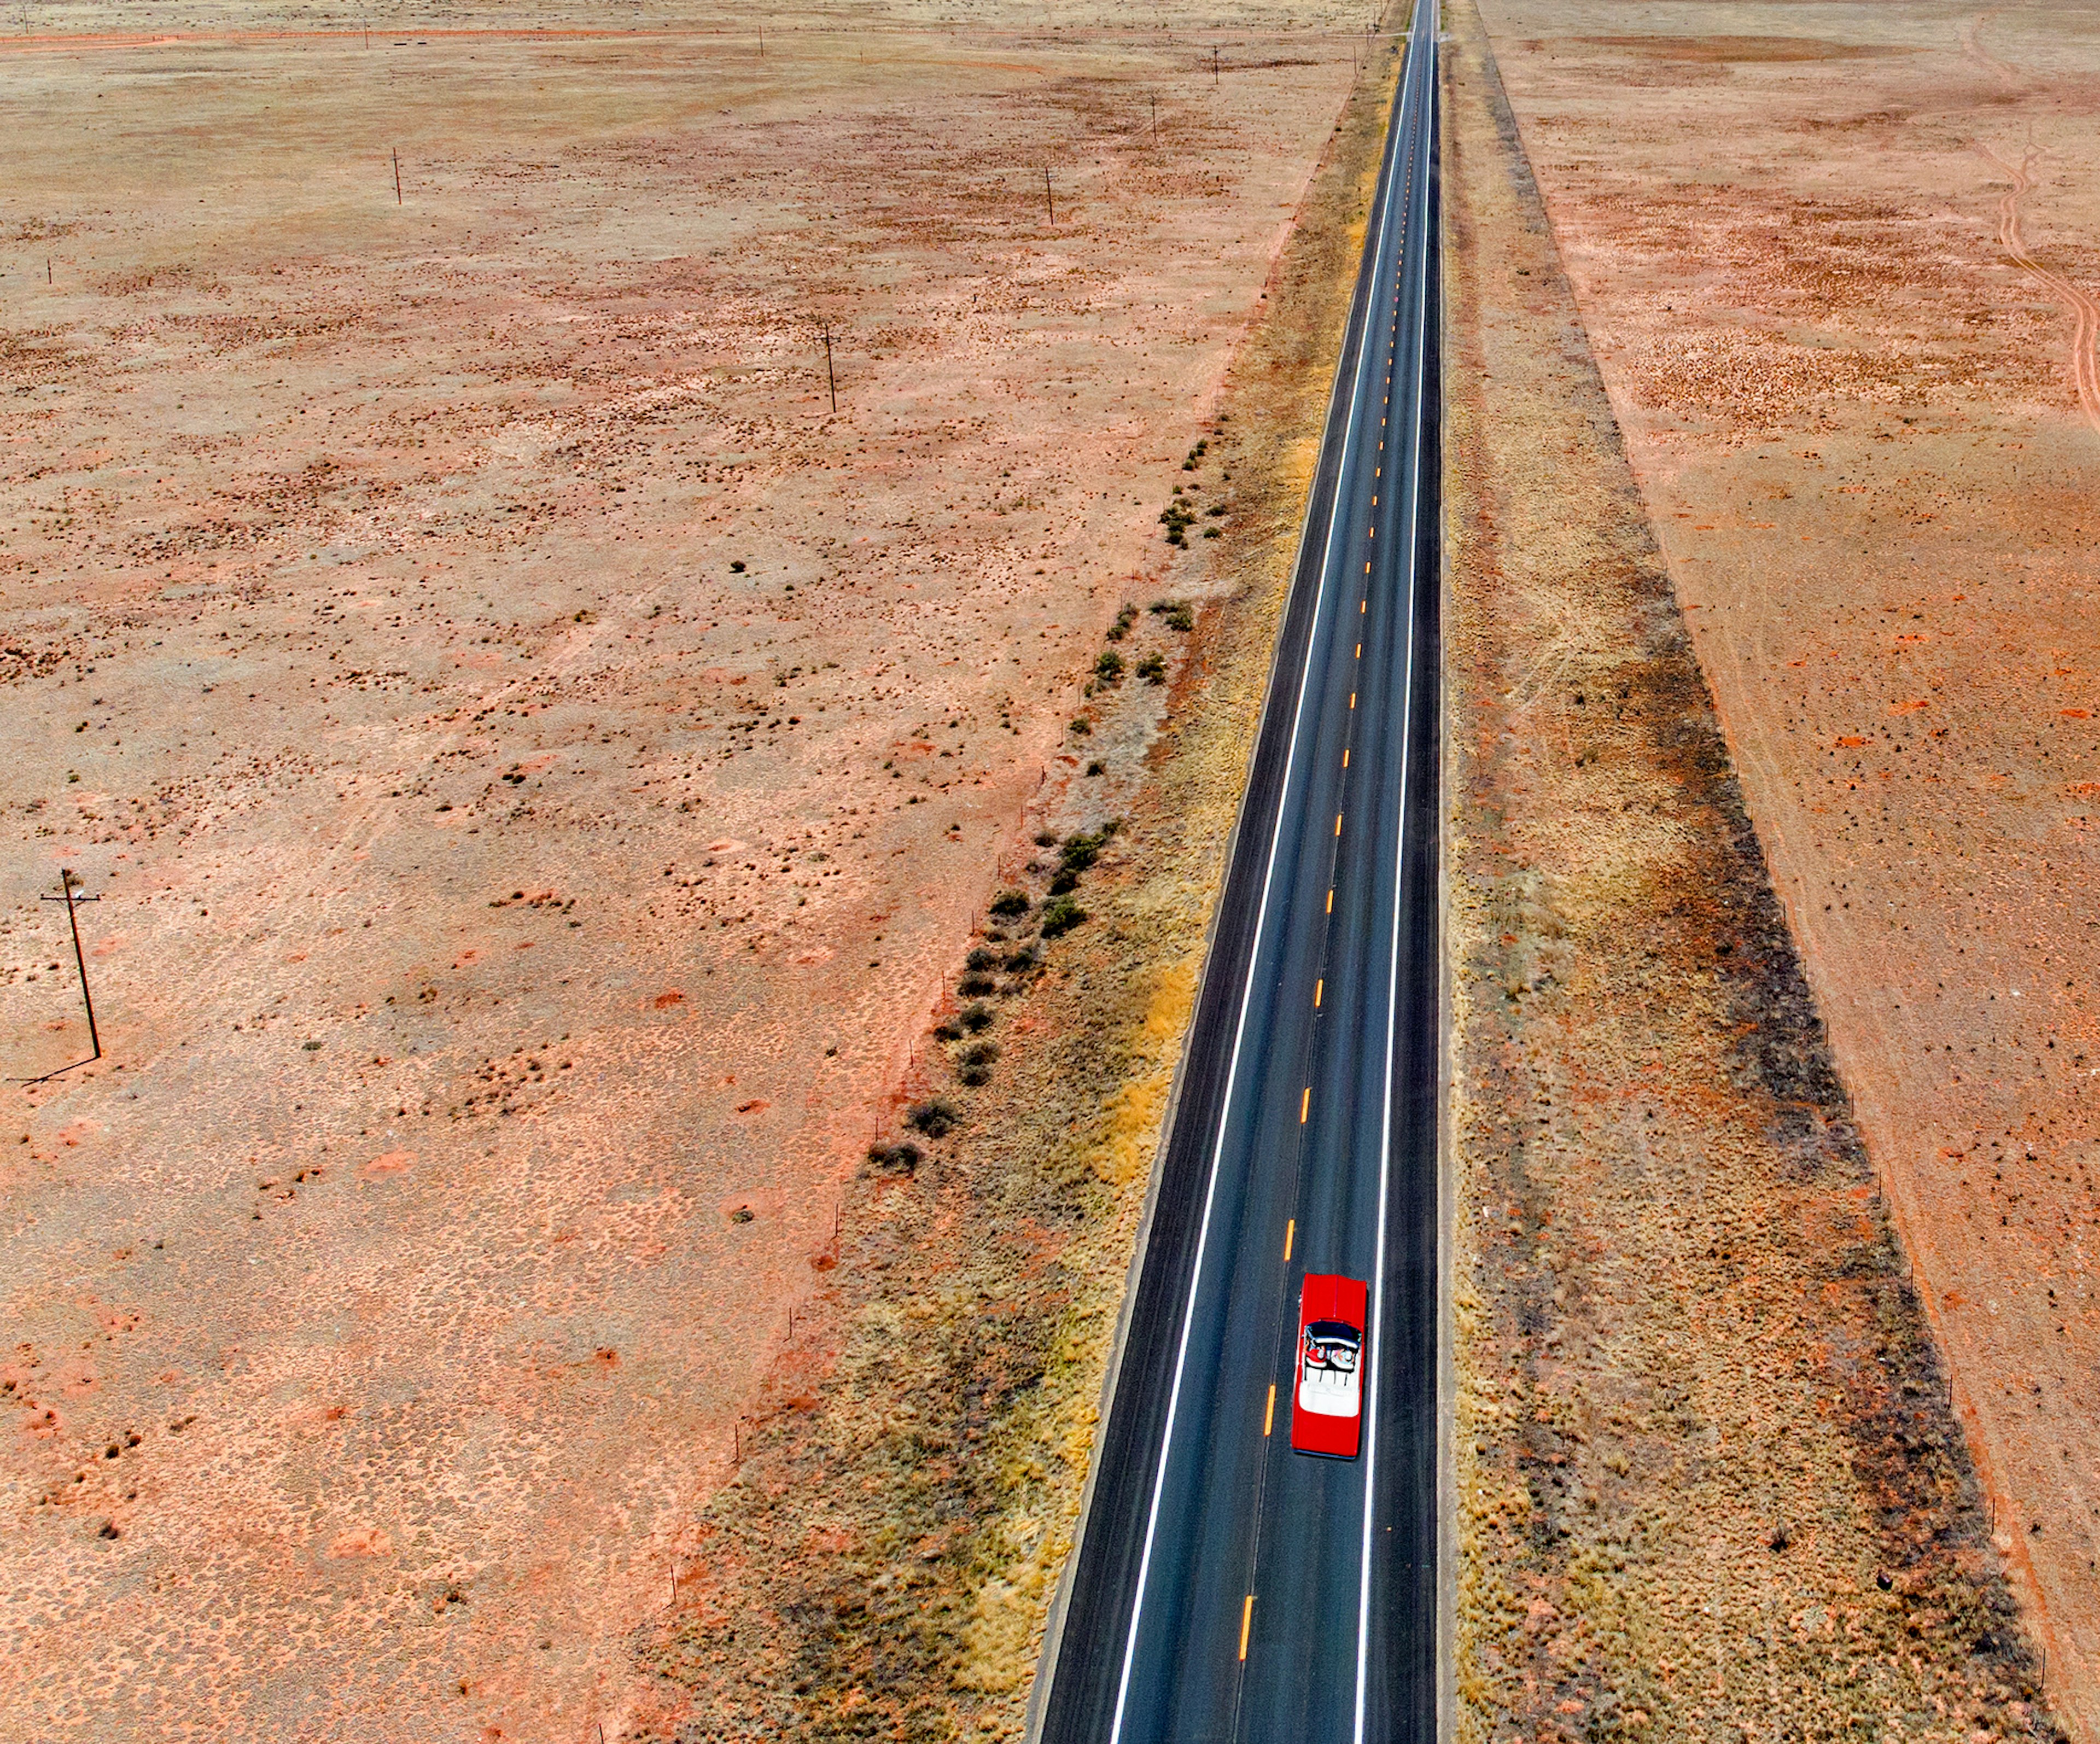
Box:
left=1355, top=7, right=1433, bottom=1740
left=1107, top=48, right=1416, bottom=1744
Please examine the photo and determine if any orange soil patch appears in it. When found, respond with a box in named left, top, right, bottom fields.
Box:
left=0, top=4, right=1360, bottom=1738
left=1479, top=2, right=2100, bottom=1734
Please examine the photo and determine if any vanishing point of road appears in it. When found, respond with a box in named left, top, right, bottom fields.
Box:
left=1037, top=3, right=1442, bottom=1737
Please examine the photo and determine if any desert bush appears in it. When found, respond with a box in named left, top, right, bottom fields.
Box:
left=1048, top=868, right=1080, bottom=896
left=904, top=1100, right=956, bottom=1139
left=1086, top=760, right=1105, bottom=777
left=1138, top=654, right=1168, bottom=684
left=1095, top=650, right=1124, bottom=683
left=1039, top=896, right=1087, bottom=937
left=960, top=1001, right=995, bottom=1032
left=932, top=1018, right=964, bottom=1042
left=989, top=888, right=1030, bottom=918
left=1069, top=716, right=1092, bottom=736
left=1060, top=826, right=1114, bottom=874
left=865, top=1140, right=921, bottom=1176
left=965, top=946, right=998, bottom=971
left=958, top=971, right=996, bottom=996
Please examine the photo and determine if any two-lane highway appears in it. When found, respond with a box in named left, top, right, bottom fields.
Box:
left=1037, top=4, right=1442, bottom=1738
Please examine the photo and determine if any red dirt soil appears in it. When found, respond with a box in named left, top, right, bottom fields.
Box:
left=0, top=7, right=1358, bottom=1738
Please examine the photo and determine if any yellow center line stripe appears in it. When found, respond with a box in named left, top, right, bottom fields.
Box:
left=1285, top=1218, right=1295, bottom=1261
left=1326, top=886, right=1334, bottom=912
left=1264, top=1383, right=1276, bottom=1436
left=1300, top=1086, right=1311, bottom=1122
left=1349, top=692, right=1355, bottom=709
left=1335, top=810, right=1345, bottom=834
left=1240, top=1595, right=1255, bottom=1661
left=1342, top=747, right=1350, bottom=768
left=1315, top=977, right=1324, bottom=1006
left=1355, top=644, right=1361, bottom=659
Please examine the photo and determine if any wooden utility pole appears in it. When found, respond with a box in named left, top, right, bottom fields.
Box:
left=1044, top=167, right=1054, bottom=225
left=392, top=148, right=402, bottom=205
left=14, top=868, right=106, bottom=1084
left=821, top=328, right=837, bottom=413
left=1212, top=43, right=1219, bottom=84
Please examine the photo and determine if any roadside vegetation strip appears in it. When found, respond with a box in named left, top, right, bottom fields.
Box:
left=632, top=28, right=1411, bottom=1741
left=1441, top=5, right=2058, bottom=1739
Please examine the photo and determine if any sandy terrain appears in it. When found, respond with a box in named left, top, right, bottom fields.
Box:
left=1472, top=1, right=2100, bottom=1735
left=1442, top=6, right=2054, bottom=1739
left=0, top=5, right=1370, bottom=1737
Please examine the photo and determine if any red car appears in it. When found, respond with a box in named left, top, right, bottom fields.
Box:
left=1290, top=1273, right=1368, bottom=1459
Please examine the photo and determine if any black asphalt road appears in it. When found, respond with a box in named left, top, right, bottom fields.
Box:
left=1037, top=6, right=1442, bottom=1739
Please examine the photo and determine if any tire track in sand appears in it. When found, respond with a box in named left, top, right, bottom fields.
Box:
left=1963, top=8, right=2100, bottom=440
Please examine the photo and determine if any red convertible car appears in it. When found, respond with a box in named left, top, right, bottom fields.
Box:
left=1290, top=1272, right=1367, bottom=1459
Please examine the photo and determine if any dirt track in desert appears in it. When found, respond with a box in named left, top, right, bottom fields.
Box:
left=1478, top=2, right=2100, bottom=1734
left=0, top=6, right=1365, bottom=1737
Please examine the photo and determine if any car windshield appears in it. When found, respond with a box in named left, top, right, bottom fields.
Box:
left=1304, top=1320, right=1361, bottom=1370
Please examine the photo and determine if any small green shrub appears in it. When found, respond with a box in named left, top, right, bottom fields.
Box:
left=1095, top=650, right=1124, bottom=683
left=1060, top=827, right=1113, bottom=874
left=960, top=1002, right=995, bottom=1032
left=989, top=888, right=1030, bottom=918
left=1086, top=760, right=1105, bottom=777
left=959, top=971, right=996, bottom=996
left=1138, top=654, right=1168, bottom=684
left=965, top=946, right=998, bottom=971
left=1069, top=716, right=1092, bottom=736
left=1048, top=869, right=1080, bottom=896
left=1039, top=896, right=1087, bottom=937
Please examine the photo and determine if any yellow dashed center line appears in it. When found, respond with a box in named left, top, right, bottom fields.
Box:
left=1342, top=747, right=1350, bottom=768
left=1285, top=1218, right=1296, bottom=1262
left=1315, top=977, right=1325, bottom=1007
left=1335, top=810, right=1345, bottom=835
left=1264, top=1383, right=1277, bottom=1436
left=1327, top=886, right=1335, bottom=912
left=1239, top=1595, right=1255, bottom=1661
left=1300, top=1086, right=1311, bottom=1123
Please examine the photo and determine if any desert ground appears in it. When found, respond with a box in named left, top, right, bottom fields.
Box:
left=1473, top=0, right=2100, bottom=1736
left=0, top=4, right=1375, bottom=1737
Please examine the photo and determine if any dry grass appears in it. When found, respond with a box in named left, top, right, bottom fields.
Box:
left=1442, top=5, right=2062, bottom=1739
